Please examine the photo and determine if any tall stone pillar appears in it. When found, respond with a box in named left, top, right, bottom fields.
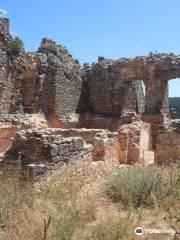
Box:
left=143, top=79, right=169, bottom=149
left=0, top=18, right=12, bottom=51
left=144, top=79, right=169, bottom=117
left=121, top=82, right=137, bottom=113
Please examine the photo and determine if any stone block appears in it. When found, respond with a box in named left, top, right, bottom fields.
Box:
left=58, top=144, right=70, bottom=155
left=73, top=138, right=84, bottom=151
left=50, top=144, right=58, bottom=156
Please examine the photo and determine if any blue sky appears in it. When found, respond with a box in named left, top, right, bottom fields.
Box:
left=0, top=0, right=180, bottom=96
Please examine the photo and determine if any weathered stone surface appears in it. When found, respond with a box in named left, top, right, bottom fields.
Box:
left=0, top=114, right=47, bottom=154
left=118, top=121, right=153, bottom=165
left=82, top=54, right=180, bottom=126
left=1, top=17, right=180, bottom=175
left=0, top=18, right=83, bottom=127
left=155, top=120, right=180, bottom=165
left=1, top=17, right=179, bottom=129
left=2, top=128, right=120, bottom=179
left=0, top=114, right=47, bottom=128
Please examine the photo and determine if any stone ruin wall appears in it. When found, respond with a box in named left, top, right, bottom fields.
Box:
left=0, top=114, right=48, bottom=154
left=2, top=123, right=154, bottom=180
left=118, top=121, right=153, bottom=165
left=155, top=120, right=180, bottom=165
left=0, top=19, right=84, bottom=127
left=83, top=58, right=144, bottom=118
left=0, top=17, right=180, bottom=180
left=2, top=128, right=119, bottom=180
left=2, top=17, right=180, bottom=125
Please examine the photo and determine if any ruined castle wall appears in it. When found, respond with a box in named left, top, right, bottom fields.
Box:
left=0, top=20, right=84, bottom=123
left=1, top=17, right=180, bottom=131
left=144, top=79, right=169, bottom=115
left=0, top=69, right=14, bottom=113
left=0, top=124, right=18, bottom=153
left=0, top=68, right=41, bottom=115
left=3, top=128, right=119, bottom=179
left=155, top=120, right=180, bottom=165
left=21, top=69, right=39, bottom=113
left=84, top=55, right=180, bottom=126
left=155, top=132, right=180, bottom=165
left=54, top=66, right=83, bottom=122
left=0, top=114, right=47, bottom=154
left=0, top=18, right=12, bottom=51
left=86, top=60, right=139, bottom=116
left=118, top=122, right=153, bottom=164
left=35, top=39, right=84, bottom=125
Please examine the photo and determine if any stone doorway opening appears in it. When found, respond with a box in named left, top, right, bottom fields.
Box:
left=135, top=80, right=145, bottom=114
left=169, top=79, right=180, bottom=119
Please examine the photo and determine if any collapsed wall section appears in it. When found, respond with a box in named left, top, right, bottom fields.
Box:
left=0, top=69, right=15, bottom=113
left=118, top=121, right=154, bottom=165
left=0, top=18, right=84, bottom=126
left=2, top=128, right=119, bottom=180
left=155, top=120, right=180, bottom=165
left=37, top=39, right=84, bottom=126
left=0, top=114, right=47, bottom=154
left=83, top=58, right=144, bottom=118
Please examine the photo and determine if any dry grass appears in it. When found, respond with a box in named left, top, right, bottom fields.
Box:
left=103, top=165, right=180, bottom=209
left=0, top=165, right=179, bottom=240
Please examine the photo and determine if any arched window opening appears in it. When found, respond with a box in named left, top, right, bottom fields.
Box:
left=169, top=79, right=180, bottom=119
left=135, top=80, right=146, bottom=114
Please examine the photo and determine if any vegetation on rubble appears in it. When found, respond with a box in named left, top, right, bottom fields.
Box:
left=8, top=36, right=24, bottom=56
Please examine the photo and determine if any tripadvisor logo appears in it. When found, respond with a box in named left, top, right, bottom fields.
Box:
left=135, top=227, right=144, bottom=236
left=135, top=226, right=177, bottom=236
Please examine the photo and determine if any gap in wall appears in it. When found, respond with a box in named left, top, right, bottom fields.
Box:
left=169, top=79, right=180, bottom=119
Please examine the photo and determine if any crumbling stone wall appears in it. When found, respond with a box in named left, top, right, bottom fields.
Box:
left=37, top=38, right=83, bottom=125
left=83, top=55, right=180, bottom=126
left=0, top=18, right=83, bottom=126
left=0, top=114, right=47, bottom=153
left=1, top=17, right=180, bottom=170
left=83, top=58, right=142, bottom=116
left=155, top=120, right=180, bottom=165
left=118, top=121, right=153, bottom=165
left=3, top=128, right=119, bottom=179
left=2, top=17, right=180, bottom=129
left=0, top=124, right=17, bottom=153
left=0, top=18, right=12, bottom=51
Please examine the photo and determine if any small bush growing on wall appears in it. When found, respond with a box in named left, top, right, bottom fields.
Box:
left=8, top=36, right=24, bottom=56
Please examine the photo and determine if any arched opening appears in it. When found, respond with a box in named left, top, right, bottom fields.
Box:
left=169, top=79, right=180, bottom=119
left=135, top=80, right=146, bottom=114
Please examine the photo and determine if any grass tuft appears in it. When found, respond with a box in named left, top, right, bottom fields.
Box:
left=103, top=166, right=180, bottom=209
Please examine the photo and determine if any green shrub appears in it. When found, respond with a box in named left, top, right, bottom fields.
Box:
left=85, top=217, right=132, bottom=240
left=103, top=166, right=180, bottom=209
left=48, top=44, right=58, bottom=55
left=8, top=36, right=24, bottom=56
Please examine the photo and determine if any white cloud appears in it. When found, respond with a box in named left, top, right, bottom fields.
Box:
left=0, top=9, right=7, bottom=16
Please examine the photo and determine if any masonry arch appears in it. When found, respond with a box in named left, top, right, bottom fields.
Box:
left=169, top=79, right=180, bottom=119
left=135, top=80, right=145, bottom=114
